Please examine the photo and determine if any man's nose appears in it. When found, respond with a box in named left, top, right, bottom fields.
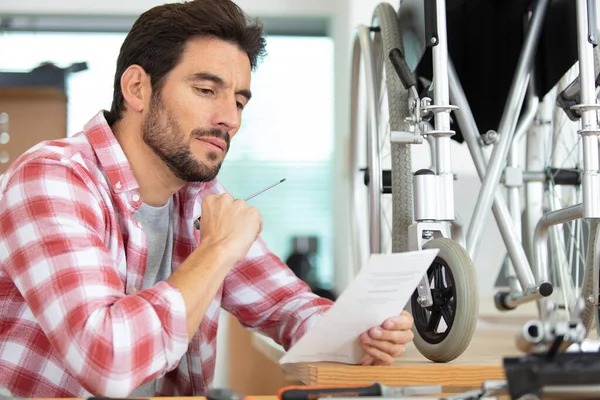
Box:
left=214, top=96, right=241, bottom=131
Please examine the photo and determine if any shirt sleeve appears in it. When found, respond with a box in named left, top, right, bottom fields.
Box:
left=0, top=159, right=189, bottom=397
left=220, top=238, right=334, bottom=350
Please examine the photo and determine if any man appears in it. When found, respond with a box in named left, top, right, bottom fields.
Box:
left=0, top=0, right=414, bottom=397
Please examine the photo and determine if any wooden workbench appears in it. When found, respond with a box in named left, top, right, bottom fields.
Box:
left=37, top=396, right=508, bottom=400
left=35, top=396, right=501, bottom=400
left=35, top=314, right=591, bottom=400
left=251, top=314, right=536, bottom=389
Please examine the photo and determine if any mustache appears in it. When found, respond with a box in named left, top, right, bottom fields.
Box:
left=192, top=128, right=231, bottom=150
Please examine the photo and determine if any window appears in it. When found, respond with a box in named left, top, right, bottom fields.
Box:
left=0, top=32, right=336, bottom=287
left=216, top=36, right=335, bottom=287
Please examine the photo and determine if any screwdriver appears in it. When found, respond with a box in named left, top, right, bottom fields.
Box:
left=194, top=178, right=286, bottom=230
left=277, top=382, right=443, bottom=400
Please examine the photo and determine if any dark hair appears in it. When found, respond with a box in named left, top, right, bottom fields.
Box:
left=107, top=0, right=267, bottom=124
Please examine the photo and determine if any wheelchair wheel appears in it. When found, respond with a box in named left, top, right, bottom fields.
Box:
left=349, top=2, right=415, bottom=274
left=406, top=238, right=478, bottom=362
left=349, top=2, right=478, bottom=362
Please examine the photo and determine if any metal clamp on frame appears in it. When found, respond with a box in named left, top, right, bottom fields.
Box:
left=413, top=167, right=455, bottom=222
left=390, top=130, right=423, bottom=144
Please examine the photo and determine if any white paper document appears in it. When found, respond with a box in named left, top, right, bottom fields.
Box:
left=278, top=249, right=439, bottom=365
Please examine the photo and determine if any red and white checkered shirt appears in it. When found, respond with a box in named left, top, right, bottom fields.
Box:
left=0, top=111, right=333, bottom=398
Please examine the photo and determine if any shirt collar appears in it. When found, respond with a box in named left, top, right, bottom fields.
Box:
left=84, top=110, right=139, bottom=194
left=83, top=110, right=207, bottom=201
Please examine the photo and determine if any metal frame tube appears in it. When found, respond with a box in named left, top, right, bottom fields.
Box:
left=576, top=0, right=600, bottom=218
left=448, top=61, right=536, bottom=289
left=466, top=0, right=550, bottom=258
left=533, top=204, right=584, bottom=322
left=506, top=171, right=546, bottom=183
left=548, top=192, right=575, bottom=321
left=506, top=91, right=539, bottom=291
left=427, top=133, right=437, bottom=172
left=512, top=92, right=540, bottom=151
left=433, top=0, right=452, bottom=161
left=432, top=0, right=455, bottom=221
left=515, top=320, right=544, bottom=353
left=509, top=92, right=535, bottom=230
left=525, top=93, right=555, bottom=263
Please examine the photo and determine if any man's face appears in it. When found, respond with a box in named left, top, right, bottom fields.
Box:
left=141, top=37, right=252, bottom=182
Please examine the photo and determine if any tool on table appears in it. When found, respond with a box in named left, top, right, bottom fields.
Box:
left=207, top=380, right=507, bottom=400
left=194, top=178, right=286, bottom=230
left=207, top=388, right=250, bottom=400
left=277, top=382, right=443, bottom=400
left=88, top=398, right=148, bottom=400
left=277, top=380, right=511, bottom=400
left=302, top=391, right=485, bottom=400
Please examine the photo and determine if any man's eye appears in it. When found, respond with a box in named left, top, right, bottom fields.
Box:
left=196, top=88, right=214, bottom=95
left=237, top=102, right=245, bottom=110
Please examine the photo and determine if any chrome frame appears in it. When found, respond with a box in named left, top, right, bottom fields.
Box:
left=352, top=0, right=600, bottom=348
left=430, top=0, right=455, bottom=222
left=402, top=0, right=600, bottom=341
left=465, top=0, right=550, bottom=260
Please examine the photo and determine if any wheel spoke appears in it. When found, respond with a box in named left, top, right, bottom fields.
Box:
left=441, top=305, right=453, bottom=325
left=434, top=265, right=443, bottom=288
left=427, top=310, right=442, bottom=333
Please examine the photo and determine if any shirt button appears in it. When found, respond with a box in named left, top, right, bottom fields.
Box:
left=132, top=194, right=140, bottom=202
left=115, top=181, right=122, bottom=190
left=137, top=221, right=143, bottom=229
left=131, top=288, right=138, bottom=294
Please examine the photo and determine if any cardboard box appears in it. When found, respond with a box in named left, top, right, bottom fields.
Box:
left=0, top=87, right=67, bottom=174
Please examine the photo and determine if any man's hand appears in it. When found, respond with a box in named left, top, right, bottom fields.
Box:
left=199, top=193, right=263, bottom=263
left=168, top=193, right=263, bottom=339
left=358, top=310, right=414, bottom=365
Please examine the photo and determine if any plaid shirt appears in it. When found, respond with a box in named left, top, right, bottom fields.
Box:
left=0, top=111, right=333, bottom=398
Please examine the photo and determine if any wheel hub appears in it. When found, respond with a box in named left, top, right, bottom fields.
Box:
left=428, top=286, right=449, bottom=310
left=412, top=261, right=457, bottom=344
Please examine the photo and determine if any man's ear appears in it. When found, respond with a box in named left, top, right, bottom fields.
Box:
left=120, top=65, right=151, bottom=113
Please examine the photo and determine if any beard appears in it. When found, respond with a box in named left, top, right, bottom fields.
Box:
left=141, top=91, right=230, bottom=182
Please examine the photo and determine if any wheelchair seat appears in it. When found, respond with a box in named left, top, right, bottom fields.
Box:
left=404, top=0, right=578, bottom=142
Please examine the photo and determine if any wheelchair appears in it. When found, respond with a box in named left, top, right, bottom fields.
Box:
left=349, top=0, right=600, bottom=362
